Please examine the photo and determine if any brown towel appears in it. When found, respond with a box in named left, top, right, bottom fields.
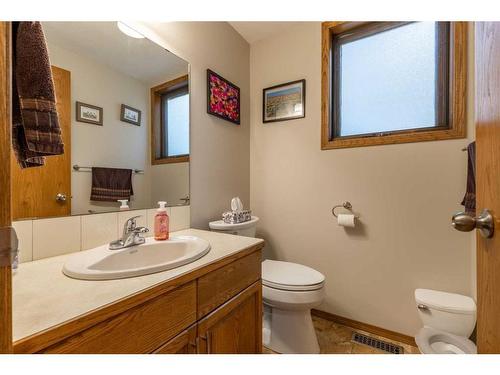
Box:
left=12, top=21, right=64, bottom=168
left=461, top=141, right=476, bottom=215
left=90, top=167, right=134, bottom=202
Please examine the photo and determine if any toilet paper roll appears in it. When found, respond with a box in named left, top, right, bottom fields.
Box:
left=337, top=214, right=356, bottom=227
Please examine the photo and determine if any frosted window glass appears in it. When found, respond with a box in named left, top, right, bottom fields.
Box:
left=339, top=22, right=438, bottom=136
left=165, top=93, right=189, bottom=156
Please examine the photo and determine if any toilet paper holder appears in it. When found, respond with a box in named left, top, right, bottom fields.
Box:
left=331, top=201, right=359, bottom=218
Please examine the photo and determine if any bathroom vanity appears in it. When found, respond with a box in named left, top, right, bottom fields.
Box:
left=12, top=229, right=264, bottom=354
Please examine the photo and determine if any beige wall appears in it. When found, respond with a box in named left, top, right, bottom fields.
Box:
left=249, top=22, right=476, bottom=336
left=150, top=162, right=190, bottom=206
left=137, top=22, right=251, bottom=228
left=47, top=42, right=151, bottom=214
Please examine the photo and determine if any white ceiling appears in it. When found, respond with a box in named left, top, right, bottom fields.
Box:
left=42, top=22, right=188, bottom=86
left=229, top=22, right=306, bottom=44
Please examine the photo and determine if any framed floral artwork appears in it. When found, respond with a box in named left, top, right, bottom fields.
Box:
left=207, top=69, right=240, bottom=125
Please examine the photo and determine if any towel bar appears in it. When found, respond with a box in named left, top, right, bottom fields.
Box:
left=72, top=164, right=144, bottom=174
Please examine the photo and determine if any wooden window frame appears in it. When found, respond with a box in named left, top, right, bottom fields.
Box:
left=150, top=75, right=189, bottom=165
left=321, top=22, right=468, bottom=150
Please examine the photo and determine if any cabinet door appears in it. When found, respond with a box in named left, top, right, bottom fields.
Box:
left=198, top=281, right=262, bottom=354
left=153, top=324, right=197, bottom=354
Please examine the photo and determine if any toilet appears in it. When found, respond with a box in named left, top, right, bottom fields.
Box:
left=262, top=260, right=325, bottom=354
left=414, top=289, right=477, bottom=354
left=208, top=216, right=325, bottom=354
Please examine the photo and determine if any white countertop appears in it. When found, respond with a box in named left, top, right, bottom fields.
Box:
left=13, top=229, right=264, bottom=342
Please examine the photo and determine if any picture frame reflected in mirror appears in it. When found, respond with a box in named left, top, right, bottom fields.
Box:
left=76, top=101, right=103, bottom=126
left=120, top=104, right=142, bottom=126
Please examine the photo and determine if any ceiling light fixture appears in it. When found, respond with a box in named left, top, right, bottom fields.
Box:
left=117, top=22, right=145, bottom=39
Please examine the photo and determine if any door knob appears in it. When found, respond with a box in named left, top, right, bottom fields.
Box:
left=55, top=193, right=67, bottom=202
left=452, top=209, right=494, bottom=238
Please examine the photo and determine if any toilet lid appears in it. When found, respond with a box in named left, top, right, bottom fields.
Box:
left=209, top=216, right=259, bottom=230
left=262, top=260, right=325, bottom=291
left=415, top=327, right=477, bottom=354
left=415, top=289, right=476, bottom=314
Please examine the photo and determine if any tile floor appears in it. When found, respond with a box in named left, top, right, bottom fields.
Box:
left=263, top=315, right=420, bottom=354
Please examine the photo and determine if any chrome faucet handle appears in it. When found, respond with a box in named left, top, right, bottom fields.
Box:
left=122, top=226, right=149, bottom=247
left=123, top=215, right=142, bottom=237
left=109, top=217, right=148, bottom=250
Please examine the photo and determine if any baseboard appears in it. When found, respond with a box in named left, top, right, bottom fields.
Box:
left=311, top=309, right=417, bottom=347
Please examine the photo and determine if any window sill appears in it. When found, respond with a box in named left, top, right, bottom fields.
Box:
left=151, top=155, right=190, bottom=165
left=321, top=127, right=466, bottom=150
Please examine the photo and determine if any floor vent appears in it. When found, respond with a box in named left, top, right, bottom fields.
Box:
left=351, top=332, right=404, bottom=354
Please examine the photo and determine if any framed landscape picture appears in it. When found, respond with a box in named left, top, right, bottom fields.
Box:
left=120, top=104, right=141, bottom=126
left=263, top=79, right=306, bottom=123
left=207, top=69, right=240, bottom=125
left=76, top=101, right=103, bottom=126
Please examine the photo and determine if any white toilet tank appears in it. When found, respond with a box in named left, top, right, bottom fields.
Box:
left=208, top=216, right=259, bottom=237
left=415, top=289, right=476, bottom=337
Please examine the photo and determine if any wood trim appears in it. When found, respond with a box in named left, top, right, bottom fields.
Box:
left=151, top=75, right=189, bottom=95
left=321, top=21, right=468, bottom=150
left=150, top=74, right=189, bottom=165
left=0, top=21, right=13, bottom=354
left=475, top=22, right=500, bottom=354
left=311, top=309, right=417, bottom=347
left=13, top=241, right=264, bottom=353
left=151, top=154, right=189, bottom=165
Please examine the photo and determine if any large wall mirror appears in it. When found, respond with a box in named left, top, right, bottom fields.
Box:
left=12, top=22, right=190, bottom=220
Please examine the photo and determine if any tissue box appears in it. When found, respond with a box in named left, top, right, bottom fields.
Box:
left=222, top=210, right=252, bottom=224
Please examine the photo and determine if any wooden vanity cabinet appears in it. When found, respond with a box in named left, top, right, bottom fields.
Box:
left=153, top=324, right=198, bottom=354
left=154, top=280, right=262, bottom=355
left=15, top=245, right=263, bottom=354
left=197, top=281, right=262, bottom=354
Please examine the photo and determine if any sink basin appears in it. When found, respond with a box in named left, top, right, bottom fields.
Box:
left=63, top=236, right=210, bottom=280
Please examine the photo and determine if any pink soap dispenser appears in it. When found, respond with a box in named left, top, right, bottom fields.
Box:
left=154, top=201, right=169, bottom=241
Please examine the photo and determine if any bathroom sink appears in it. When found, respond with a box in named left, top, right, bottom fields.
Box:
left=63, top=236, right=210, bottom=280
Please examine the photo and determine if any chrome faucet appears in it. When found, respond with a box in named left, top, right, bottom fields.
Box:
left=109, top=215, right=149, bottom=250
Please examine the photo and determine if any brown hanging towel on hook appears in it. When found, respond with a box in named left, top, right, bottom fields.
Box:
left=11, top=21, right=64, bottom=168
left=461, top=141, right=476, bottom=215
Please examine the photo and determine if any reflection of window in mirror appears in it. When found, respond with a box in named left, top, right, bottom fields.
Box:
left=151, top=75, right=190, bottom=164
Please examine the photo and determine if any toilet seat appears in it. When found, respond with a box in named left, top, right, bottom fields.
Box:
left=263, top=279, right=324, bottom=291
left=262, top=260, right=325, bottom=291
left=415, top=327, right=477, bottom=354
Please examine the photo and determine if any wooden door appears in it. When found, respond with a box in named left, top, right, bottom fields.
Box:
left=197, top=281, right=262, bottom=354
left=153, top=324, right=197, bottom=354
left=0, top=21, right=13, bottom=354
left=11, top=65, right=71, bottom=220
left=475, top=22, right=500, bottom=354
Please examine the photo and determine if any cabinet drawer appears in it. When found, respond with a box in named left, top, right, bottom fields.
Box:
left=40, top=281, right=197, bottom=354
left=197, top=251, right=261, bottom=319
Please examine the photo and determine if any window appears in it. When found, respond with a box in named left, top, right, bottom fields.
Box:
left=321, top=22, right=468, bottom=149
left=151, top=75, right=189, bottom=164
